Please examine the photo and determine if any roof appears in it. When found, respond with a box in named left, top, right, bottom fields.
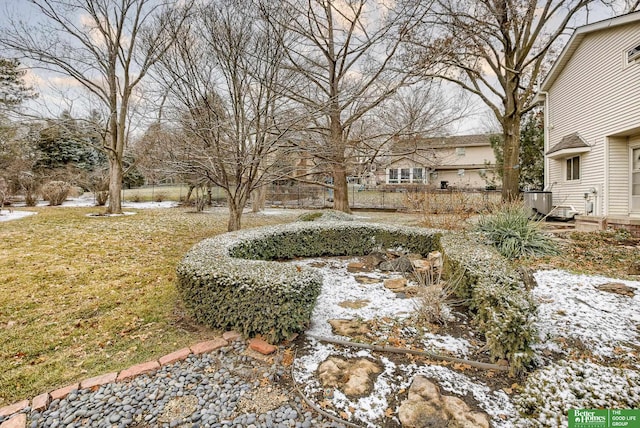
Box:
left=391, top=134, right=495, bottom=154
left=540, top=10, right=640, bottom=91
left=546, top=133, right=591, bottom=158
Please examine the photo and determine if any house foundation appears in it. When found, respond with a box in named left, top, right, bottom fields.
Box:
left=575, top=215, right=640, bottom=237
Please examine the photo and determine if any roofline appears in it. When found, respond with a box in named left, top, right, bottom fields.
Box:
left=540, top=10, right=640, bottom=91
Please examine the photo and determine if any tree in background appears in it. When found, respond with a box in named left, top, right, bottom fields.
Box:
left=153, top=0, right=294, bottom=231
left=490, top=110, right=544, bottom=191
left=411, top=0, right=598, bottom=201
left=268, top=0, right=430, bottom=213
left=1, top=0, right=194, bottom=214
left=0, top=58, right=37, bottom=109
left=0, top=58, right=38, bottom=204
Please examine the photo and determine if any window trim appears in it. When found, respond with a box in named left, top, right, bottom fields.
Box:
left=388, top=168, right=399, bottom=184
left=565, top=155, right=581, bottom=181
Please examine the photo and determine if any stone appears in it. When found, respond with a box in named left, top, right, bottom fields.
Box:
left=317, top=357, right=381, bottom=397
left=328, top=319, right=370, bottom=337
left=629, top=261, right=640, bottom=275
left=249, top=338, right=277, bottom=355
left=190, top=338, right=228, bottom=355
left=353, top=275, right=380, bottom=284
left=80, top=372, right=118, bottom=389
left=596, top=282, right=635, bottom=297
left=398, top=376, right=490, bottom=428
left=31, top=393, right=50, bottom=412
left=384, top=277, right=407, bottom=291
left=393, top=256, right=414, bottom=273
left=50, top=383, right=79, bottom=401
left=362, top=252, right=387, bottom=268
left=412, top=259, right=432, bottom=271
left=116, top=360, right=160, bottom=381
left=0, top=413, right=27, bottom=428
left=337, top=299, right=370, bottom=309
left=158, top=348, right=191, bottom=366
left=0, top=400, right=29, bottom=417
left=222, top=330, right=242, bottom=342
left=347, top=262, right=369, bottom=273
left=427, top=251, right=443, bottom=269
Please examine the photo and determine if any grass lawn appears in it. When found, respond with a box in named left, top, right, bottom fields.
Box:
left=0, top=206, right=299, bottom=405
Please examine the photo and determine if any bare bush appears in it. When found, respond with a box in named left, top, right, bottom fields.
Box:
left=41, top=181, right=71, bottom=206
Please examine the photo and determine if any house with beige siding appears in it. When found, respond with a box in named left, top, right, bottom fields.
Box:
left=538, top=11, right=640, bottom=234
left=377, top=134, right=498, bottom=189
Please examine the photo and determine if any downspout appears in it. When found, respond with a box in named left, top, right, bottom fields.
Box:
left=539, top=91, right=552, bottom=192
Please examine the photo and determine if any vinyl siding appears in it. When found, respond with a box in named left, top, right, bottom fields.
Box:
left=608, top=137, right=630, bottom=215
left=546, top=22, right=640, bottom=215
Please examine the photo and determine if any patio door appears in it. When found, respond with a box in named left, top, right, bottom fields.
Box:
left=632, top=147, right=640, bottom=213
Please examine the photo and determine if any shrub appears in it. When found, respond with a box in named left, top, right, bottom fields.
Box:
left=154, top=192, right=166, bottom=202
left=41, top=181, right=71, bottom=206
left=440, top=232, right=537, bottom=375
left=177, top=222, right=441, bottom=342
left=296, top=209, right=355, bottom=222
left=475, top=203, right=559, bottom=259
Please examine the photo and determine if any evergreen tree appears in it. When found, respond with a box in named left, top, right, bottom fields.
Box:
left=0, top=58, right=36, bottom=109
left=34, top=111, right=106, bottom=173
left=490, top=111, right=545, bottom=191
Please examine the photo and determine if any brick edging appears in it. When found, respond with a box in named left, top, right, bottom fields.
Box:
left=0, top=331, right=245, bottom=427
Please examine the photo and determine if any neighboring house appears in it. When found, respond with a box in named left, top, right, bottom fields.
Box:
left=377, top=134, right=499, bottom=189
left=537, top=11, right=640, bottom=234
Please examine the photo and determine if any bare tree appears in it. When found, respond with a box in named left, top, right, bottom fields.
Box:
left=153, top=0, right=295, bottom=231
left=411, top=0, right=599, bottom=201
left=0, top=0, right=193, bottom=213
left=267, top=0, right=431, bottom=213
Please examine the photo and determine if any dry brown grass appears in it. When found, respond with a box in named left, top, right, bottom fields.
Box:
left=0, top=206, right=299, bottom=405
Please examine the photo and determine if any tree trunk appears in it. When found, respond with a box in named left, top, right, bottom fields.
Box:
left=501, top=115, right=522, bottom=202
left=106, top=153, right=123, bottom=214
left=251, top=185, right=266, bottom=213
left=227, top=198, right=244, bottom=231
left=332, top=164, right=351, bottom=213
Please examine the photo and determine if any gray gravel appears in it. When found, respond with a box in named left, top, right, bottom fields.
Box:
left=19, top=341, right=346, bottom=428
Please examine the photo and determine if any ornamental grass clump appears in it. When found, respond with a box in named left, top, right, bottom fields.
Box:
left=475, top=203, right=559, bottom=260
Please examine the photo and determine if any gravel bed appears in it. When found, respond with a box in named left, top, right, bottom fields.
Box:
left=12, top=341, right=346, bottom=428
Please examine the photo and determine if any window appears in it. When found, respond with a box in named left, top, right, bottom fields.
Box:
left=566, top=156, right=580, bottom=181
left=412, top=168, right=424, bottom=183
left=628, top=43, right=640, bottom=63
left=388, top=168, right=398, bottom=183
left=400, top=168, right=411, bottom=183
left=455, top=147, right=466, bottom=156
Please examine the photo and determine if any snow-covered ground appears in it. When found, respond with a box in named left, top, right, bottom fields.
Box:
left=290, top=257, right=640, bottom=428
left=0, top=210, right=37, bottom=222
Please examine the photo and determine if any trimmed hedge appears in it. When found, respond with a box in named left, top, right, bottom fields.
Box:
left=176, top=222, right=441, bottom=342
left=440, top=232, right=538, bottom=375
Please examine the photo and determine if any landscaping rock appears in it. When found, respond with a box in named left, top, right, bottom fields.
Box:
left=347, top=262, right=369, bottom=273
left=362, top=251, right=387, bottom=268
left=317, top=357, right=381, bottom=397
left=380, top=256, right=414, bottom=273
left=249, top=338, right=277, bottom=355
left=596, top=282, right=635, bottom=297
left=384, top=277, right=407, bottom=291
left=398, top=376, right=490, bottom=428
left=353, top=275, right=381, bottom=284
left=328, top=319, right=370, bottom=337
left=338, top=299, right=370, bottom=309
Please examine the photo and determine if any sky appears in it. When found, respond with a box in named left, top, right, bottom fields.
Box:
left=0, top=0, right=631, bottom=136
